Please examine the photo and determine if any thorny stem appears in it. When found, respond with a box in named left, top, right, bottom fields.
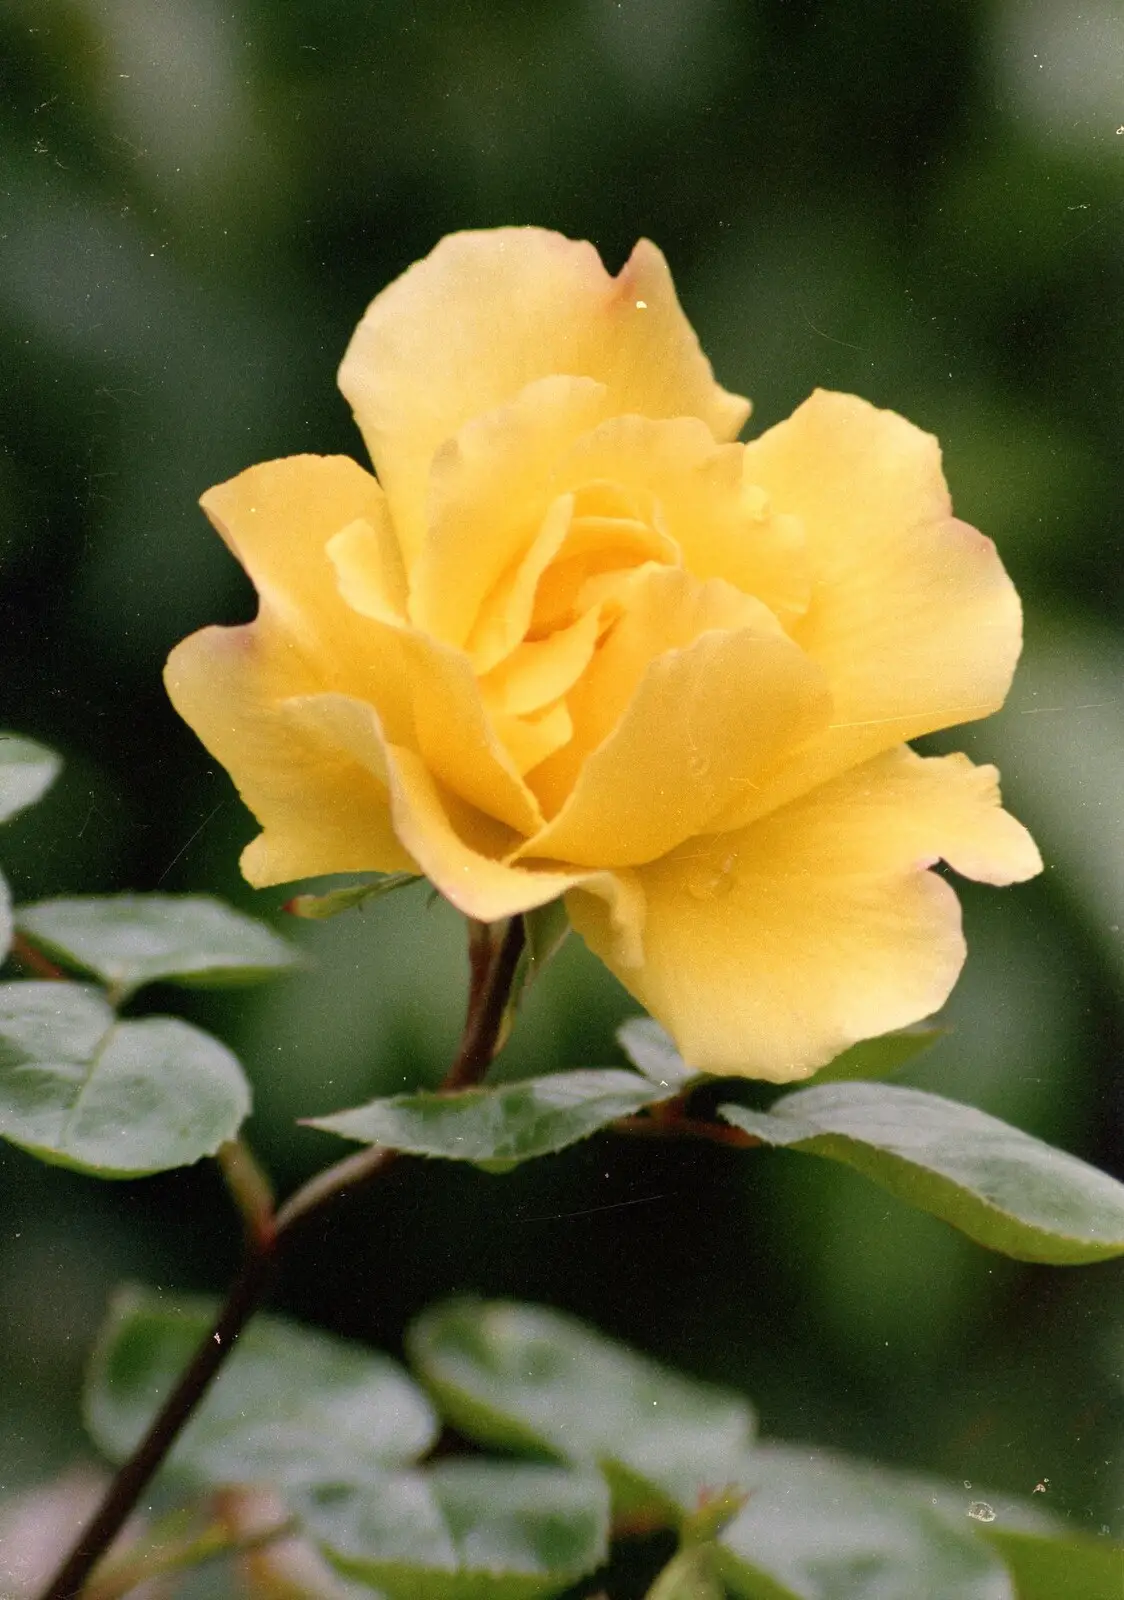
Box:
left=38, top=915, right=526, bottom=1600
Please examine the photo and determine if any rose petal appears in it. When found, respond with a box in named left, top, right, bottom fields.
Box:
left=393, top=629, right=544, bottom=834
left=326, top=523, right=547, bottom=833
left=567, top=746, right=1041, bottom=1080
left=720, top=390, right=1024, bottom=828
left=466, top=495, right=584, bottom=677
left=528, top=566, right=830, bottom=834
left=490, top=700, right=575, bottom=777
left=553, top=414, right=810, bottom=625
left=338, top=228, right=750, bottom=562
left=327, top=516, right=409, bottom=623
left=164, top=623, right=414, bottom=887
left=200, top=455, right=399, bottom=676
left=481, top=605, right=604, bottom=719
left=384, top=742, right=594, bottom=923
left=190, top=447, right=545, bottom=841
left=410, top=377, right=609, bottom=654
left=525, top=616, right=830, bottom=871
left=739, top=747, right=1043, bottom=887
left=283, top=692, right=641, bottom=932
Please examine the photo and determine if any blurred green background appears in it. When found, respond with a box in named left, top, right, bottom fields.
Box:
left=4, top=0, right=1124, bottom=1549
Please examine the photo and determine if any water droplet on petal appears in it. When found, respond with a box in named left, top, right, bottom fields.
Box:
left=686, top=852, right=738, bottom=901
left=688, top=750, right=710, bottom=779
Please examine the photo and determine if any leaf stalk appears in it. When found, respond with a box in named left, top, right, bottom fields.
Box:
left=37, top=914, right=527, bottom=1600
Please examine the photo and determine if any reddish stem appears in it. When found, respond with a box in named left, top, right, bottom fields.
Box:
left=613, top=1112, right=762, bottom=1149
left=9, top=932, right=66, bottom=980
left=38, top=913, right=526, bottom=1600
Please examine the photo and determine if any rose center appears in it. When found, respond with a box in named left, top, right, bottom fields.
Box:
left=475, top=477, right=680, bottom=781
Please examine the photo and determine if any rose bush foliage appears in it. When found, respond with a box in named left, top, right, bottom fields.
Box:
left=166, top=228, right=1039, bottom=1080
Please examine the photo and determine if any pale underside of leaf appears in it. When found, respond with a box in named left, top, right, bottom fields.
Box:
left=0, top=733, right=62, bottom=825
left=716, top=1445, right=1016, bottom=1600
left=15, top=894, right=299, bottom=998
left=407, top=1298, right=755, bottom=1518
left=0, top=981, right=251, bottom=1176
left=300, top=1461, right=611, bottom=1600
left=308, top=1069, right=667, bottom=1172
left=86, top=1288, right=438, bottom=1488
left=721, top=1082, right=1124, bottom=1264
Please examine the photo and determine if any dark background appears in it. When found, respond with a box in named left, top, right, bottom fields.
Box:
left=4, top=0, right=1124, bottom=1544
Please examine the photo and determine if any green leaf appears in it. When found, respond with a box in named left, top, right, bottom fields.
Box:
left=407, top=1299, right=755, bottom=1519
left=720, top=1082, right=1124, bottom=1264
left=0, top=733, right=61, bottom=824
left=982, top=1525, right=1124, bottom=1599
left=300, top=1460, right=610, bottom=1600
left=716, top=1445, right=1014, bottom=1600
left=647, top=1547, right=725, bottom=1600
left=308, top=1069, right=667, bottom=1173
left=794, top=1461, right=1124, bottom=1598
left=0, top=981, right=251, bottom=1176
left=916, top=1473, right=1124, bottom=1594
left=616, top=1018, right=697, bottom=1091
left=0, top=868, right=11, bottom=965
left=803, top=1027, right=944, bottom=1084
left=0, top=979, right=112, bottom=1060
left=682, top=1487, right=750, bottom=1545
left=15, top=894, right=299, bottom=998
left=285, top=873, right=421, bottom=920
left=523, top=899, right=570, bottom=973
left=86, top=1287, right=437, bottom=1489
left=616, top=1021, right=941, bottom=1092
left=505, top=900, right=571, bottom=1024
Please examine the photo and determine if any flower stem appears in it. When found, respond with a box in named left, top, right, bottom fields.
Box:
left=38, top=1248, right=275, bottom=1600
left=444, top=916, right=526, bottom=1089
left=274, top=1142, right=399, bottom=1237
left=612, top=1112, right=762, bottom=1149
left=9, top=931, right=67, bottom=981
left=275, top=918, right=525, bottom=1236
left=38, top=912, right=526, bottom=1600
left=217, top=1138, right=277, bottom=1250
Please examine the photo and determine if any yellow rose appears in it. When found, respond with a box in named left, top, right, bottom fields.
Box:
left=165, top=227, right=1041, bottom=1081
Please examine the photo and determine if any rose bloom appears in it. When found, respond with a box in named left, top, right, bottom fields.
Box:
left=166, top=228, right=1040, bottom=1081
